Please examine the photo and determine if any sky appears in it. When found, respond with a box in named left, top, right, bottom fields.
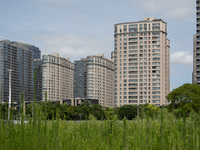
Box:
left=0, top=0, right=195, bottom=89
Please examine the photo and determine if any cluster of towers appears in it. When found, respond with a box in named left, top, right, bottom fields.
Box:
left=0, top=17, right=170, bottom=107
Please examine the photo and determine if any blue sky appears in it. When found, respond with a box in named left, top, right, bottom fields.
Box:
left=0, top=0, right=195, bottom=89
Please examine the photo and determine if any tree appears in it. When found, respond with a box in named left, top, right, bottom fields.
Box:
left=80, top=100, right=90, bottom=107
left=146, top=104, right=160, bottom=118
left=79, top=105, right=91, bottom=120
left=90, top=104, right=105, bottom=120
left=60, top=103, right=69, bottom=119
left=137, top=103, right=149, bottom=118
left=117, top=105, right=137, bottom=120
left=26, top=101, right=62, bottom=120
left=65, top=106, right=80, bottom=120
left=166, top=83, right=200, bottom=115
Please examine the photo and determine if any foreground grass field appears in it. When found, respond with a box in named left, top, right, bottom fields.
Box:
left=0, top=110, right=200, bottom=150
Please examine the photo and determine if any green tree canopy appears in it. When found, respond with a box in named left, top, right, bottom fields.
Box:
left=146, top=104, right=160, bottom=118
left=90, top=104, right=105, bottom=120
left=166, top=83, right=200, bottom=114
left=117, top=105, right=137, bottom=120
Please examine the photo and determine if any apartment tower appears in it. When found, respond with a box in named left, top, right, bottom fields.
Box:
left=74, top=54, right=114, bottom=107
left=0, top=40, right=41, bottom=103
left=42, top=53, right=73, bottom=101
left=113, top=17, right=170, bottom=107
left=193, top=0, right=200, bottom=84
left=34, top=59, right=42, bottom=101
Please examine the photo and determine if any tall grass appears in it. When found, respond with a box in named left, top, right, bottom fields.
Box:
left=0, top=109, right=199, bottom=150
left=0, top=77, right=199, bottom=149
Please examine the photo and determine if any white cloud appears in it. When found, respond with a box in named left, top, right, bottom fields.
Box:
left=171, top=51, right=192, bottom=65
left=34, top=33, right=112, bottom=61
left=133, top=0, right=195, bottom=20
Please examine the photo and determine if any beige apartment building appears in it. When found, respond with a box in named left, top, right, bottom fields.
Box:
left=74, top=54, right=114, bottom=107
left=42, top=53, right=74, bottom=101
left=193, top=35, right=197, bottom=84
left=193, top=0, right=200, bottom=84
left=113, top=17, right=170, bottom=107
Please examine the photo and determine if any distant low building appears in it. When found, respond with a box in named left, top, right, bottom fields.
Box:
left=61, top=98, right=99, bottom=106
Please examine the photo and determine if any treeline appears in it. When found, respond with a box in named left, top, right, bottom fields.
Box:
left=0, top=100, right=197, bottom=121
left=1, top=83, right=200, bottom=120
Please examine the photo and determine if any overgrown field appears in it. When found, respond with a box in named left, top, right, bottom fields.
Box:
left=0, top=111, right=200, bottom=150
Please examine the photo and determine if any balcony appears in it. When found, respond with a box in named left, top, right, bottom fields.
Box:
left=197, top=44, right=200, bottom=47
left=197, top=20, right=200, bottom=24
left=196, top=73, right=200, bottom=76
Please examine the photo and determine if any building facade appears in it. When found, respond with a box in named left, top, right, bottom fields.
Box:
left=11, top=41, right=42, bottom=101
left=34, top=59, right=42, bottom=101
left=193, top=0, right=200, bottom=84
left=0, top=40, right=41, bottom=103
left=11, top=42, right=41, bottom=60
left=74, top=54, right=114, bottom=107
left=74, top=59, right=87, bottom=98
left=42, top=53, right=73, bottom=101
left=61, top=98, right=99, bottom=106
left=113, top=17, right=170, bottom=107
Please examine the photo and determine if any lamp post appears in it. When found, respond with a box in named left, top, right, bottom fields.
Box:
left=7, top=69, right=13, bottom=120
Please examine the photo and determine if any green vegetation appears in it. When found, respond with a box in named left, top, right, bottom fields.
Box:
left=167, top=83, right=200, bottom=117
left=0, top=109, right=200, bottom=150
left=0, top=83, right=200, bottom=149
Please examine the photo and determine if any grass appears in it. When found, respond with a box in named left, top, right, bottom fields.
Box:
left=0, top=109, right=199, bottom=150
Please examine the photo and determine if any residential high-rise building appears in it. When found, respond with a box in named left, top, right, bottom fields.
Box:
left=193, top=0, right=200, bottom=84
left=74, top=54, right=114, bottom=107
left=0, top=40, right=41, bottom=103
left=74, top=59, right=87, bottom=98
left=113, top=17, right=170, bottom=107
left=11, top=42, right=41, bottom=59
left=34, top=59, right=42, bottom=101
left=193, top=35, right=197, bottom=84
left=11, top=41, right=42, bottom=101
left=42, top=53, right=73, bottom=101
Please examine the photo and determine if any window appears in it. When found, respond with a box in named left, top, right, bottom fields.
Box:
left=129, top=67, right=137, bottom=70
left=129, top=38, right=137, bottom=41
left=152, top=49, right=160, bottom=52
left=129, top=100, right=138, bottom=103
left=129, top=92, right=137, bottom=95
left=152, top=58, right=160, bottom=61
left=129, top=54, right=137, bottom=57
left=152, top=87, right=160, bottom=90
left=152, top=91, right=160, bottom=94
left=152, top=23, right=160, bottom=31
left=152, top=96, right=160, bottom=99
left=152, top=83, right=160, bottom=86
left=129, top=50, right=138, bottom=53
left=129, top=24, right=138, bottom=32
left=129, top=58, right=137, bottom=62
left=129, top=79, right=138, bottom=82
left=129, top=46, right=138, bottom=49
left=129, top=42, right=138, bottom=45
